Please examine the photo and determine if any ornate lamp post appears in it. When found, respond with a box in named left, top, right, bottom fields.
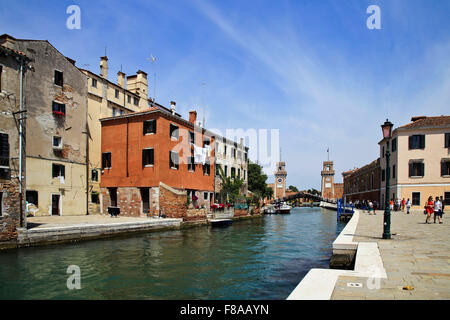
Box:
left=381, top=119, right=393, bottom=239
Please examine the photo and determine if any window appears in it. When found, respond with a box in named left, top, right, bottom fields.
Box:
left=91, top=169, right=98, bottom=182
left=91, top=192, right=99, bottom=204
left=224, top=146, right=227, bottom=156
left=409, top=162, right=424, bottom=177
left=188, top=155, right=195, bottom=172
left=127, top=95, right=131, bottom=104
left=232, top=148, right=236, bottom=159
left=244, top=170, right=246, bottom=181
left=26, top=190, right=38, bottom=206
left=0, top=192, right=2, bottom=216
left=143, top=120, right=156, bottom=135
left=231, top=167, right=236, bottom=177
left=142, top=148, right=154, bottom=167
left=204, top=192, right=208, bottom=200
left=224, top=165, right=228, bottom=177
left=112, top=107, right=117, bottom=117
left=170, top=124, right=179, bottom=140
left=412, top=192, right=421, bottom=206
left=215, top=164, right=221, bottom=175
left=54, top=70, right=63, bottom=86
left=52, top=164, right=65, bottom=178
left=189, top=131, right=195, bottom=144
left=92, top=78, right=97, bottom=88
left=245, top=153, right=248, bottom=161
left=115, top=89, right=119, bottom=99
left=409, top=135, right=425, bottom=150
left=381, top=169, right=385, bottom=182
left=170, top=151, right=179, bottom=169
left=0, top=133, right=9, bottom=169
left=203, top=137, right=210, bottom=147
left=109, top=188, right=117, bottom=207
left=445, top=192, right=450, bottom=206
left=392, top=164, right=396, bottom=179
left=53, top=136, right=62, bottom=149
left=119, top=110, right=124, bottom=116
left=203, top=162, right=210, bottom=175
left=133, top=97, right=139, bottom=106
left=391, top=138, right=397, bottom=152
left=102, top=152, right=111, bottom=169
left=441, top=160, right=450, bottom=176
left=445, top=133, right=450, bottom=148
left=238, top=168, right=241, bottom=178
left=52, top=101, right=66, bottom=116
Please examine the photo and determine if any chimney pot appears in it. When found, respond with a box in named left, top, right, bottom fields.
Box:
left=189, top=111, right=197, bottom=124
left=100, top=56, right=108, bottom=79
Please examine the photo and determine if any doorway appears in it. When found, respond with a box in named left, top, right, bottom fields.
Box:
left=141, top=188, right=150, bottom=215
left=51, top=194, right=60, bottom=215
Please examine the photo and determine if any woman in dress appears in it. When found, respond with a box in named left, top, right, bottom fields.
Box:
left=425, top=196, right=434, bottom=224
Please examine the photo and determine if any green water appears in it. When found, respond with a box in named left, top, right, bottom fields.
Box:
left=0, top=207, right=344, bottom=300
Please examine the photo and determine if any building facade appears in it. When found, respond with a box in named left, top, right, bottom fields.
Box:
left=379, top=116, right=450, bottom=209
left=214, top=136, right=248, bottom=200
left=1, top=35, right=88, bottom=217
left=0, top=41, right=30, bottom=244
left=80, top=57, right=148, bottom=214
left=342, top=158, right=381, bottom=203
left=100, top=106, right=216, bottom=217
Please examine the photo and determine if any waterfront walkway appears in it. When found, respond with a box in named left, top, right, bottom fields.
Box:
left=331, top=209, right=450, bottom=300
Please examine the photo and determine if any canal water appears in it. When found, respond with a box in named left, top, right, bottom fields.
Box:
left=0, top=207, right=345, bottom=300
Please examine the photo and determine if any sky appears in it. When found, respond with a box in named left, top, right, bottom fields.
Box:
left=1, top=0, right=449, bottom=190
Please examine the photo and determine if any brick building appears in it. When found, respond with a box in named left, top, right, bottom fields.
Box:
left=0, top=42, right=30, bottom=244
left=342, top=158, right=381, bottom=203
left=100, top=105, right=215, bottom=219
left=320, top=160, right=343, bottom=200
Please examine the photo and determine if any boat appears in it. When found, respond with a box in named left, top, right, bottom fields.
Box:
left=210, top=219, right=233, bottom=227
left=275, top=202, right=292, bottom=214
left=263, top=206, right=276, bottom=214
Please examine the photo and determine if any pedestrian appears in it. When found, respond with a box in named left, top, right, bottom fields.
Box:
left=406, top=198, right=411, bottom=214
left=390, top=199, right=394, bottom=211
left=368, top=200, right=373, bottom=215
left=425, top=196, right=434, bottom=224
left=440, top=196, right=445, bottom=221
left=401, top=198, right=406, bottom=212
left=373, top=200, right=378, bottom=214
left=434, top=196, right=443, bottom=224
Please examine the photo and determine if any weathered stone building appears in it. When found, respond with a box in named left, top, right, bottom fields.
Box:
left=0, top=40, right=31, bottom=245
left=1, top=34, right=88, bottom=216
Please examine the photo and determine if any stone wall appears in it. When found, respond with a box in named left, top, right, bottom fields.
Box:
left=0, top=179, right=21, bottom=242
left=159, top=182, right=188, bottom=220
left=234, top=208, right=249, bottom=218
left=101, top=187, right=143, bottom=217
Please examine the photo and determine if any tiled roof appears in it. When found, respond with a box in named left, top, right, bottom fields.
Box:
left=397, top=116, right=450, bottom=130
left=0, top=44, right=28, bottom=59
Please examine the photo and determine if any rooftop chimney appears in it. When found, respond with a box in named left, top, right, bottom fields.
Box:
left=170, top=101, right=176, bottom=115
left=100, top=56, right=108, bottom=79
left=411, top=116, right=427, bottom=122
left=189, top=110, right=197, bottom=124
left=117, top=71, right=126, bottom=89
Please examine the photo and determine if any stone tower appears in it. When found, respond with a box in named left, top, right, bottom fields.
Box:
left=321, top=161, right=335, bottom=199
left=274, top=162, right=287, bottom=199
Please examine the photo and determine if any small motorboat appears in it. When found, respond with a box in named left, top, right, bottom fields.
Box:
left=264, top=206, right=276, bottom=214
left=276, top=202, right=292, bottom=214
left=210, top=219, right=233, bottom=227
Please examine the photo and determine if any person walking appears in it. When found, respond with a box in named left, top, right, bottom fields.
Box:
left=373, top=200, right=378, bottom=214
left=401, top=198, right=406, bottom=212
left=425, top=196, right=434, bottom=224
left=406, top=198, right=411, bottom=214
left=368, top=200, right=373, bottom=215
left=434, top=196, right=443, bottom=224
left=390, top=199, right=394, bottom=211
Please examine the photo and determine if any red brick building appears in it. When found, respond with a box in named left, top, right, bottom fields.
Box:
left=100, top=106, right=215, bottom=219
left=342, top=158, right=381, bottom=203
left=320, top=161, right=343, bottom=200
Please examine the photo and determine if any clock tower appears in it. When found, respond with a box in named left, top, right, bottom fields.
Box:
left=321, top=161, right=335, bottom=199
left=274, top=162, right=287, bottom=199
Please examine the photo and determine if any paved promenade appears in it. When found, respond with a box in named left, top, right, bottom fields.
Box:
left=331, top=209, right=450, bottom=300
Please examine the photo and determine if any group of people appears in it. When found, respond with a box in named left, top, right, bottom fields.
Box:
left=388, top=198, right=411, bottom=214
left=424, top=196, right=445, bottom=224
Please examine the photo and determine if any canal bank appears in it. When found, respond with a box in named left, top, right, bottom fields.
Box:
left=0, top=207, right=342, bottom=299
left=0, top=213, right=263, bottom=250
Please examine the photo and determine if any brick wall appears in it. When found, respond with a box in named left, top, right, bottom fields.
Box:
left=159, top=183, right=189, bottom=220
left=0, top=180, right=21, bottom=242
left=101, top=187, right=142, bottom=217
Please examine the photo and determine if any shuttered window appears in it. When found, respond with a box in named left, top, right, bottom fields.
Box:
left=409, top=162, right=424, bottom=177
left=102, top=152, right=111, bottom=169
left=408, top=135, right=425, bottom=150
left=142, top=149, right=154, bottom=167
left=52, top=164, right=65, bottom=178
left=143, top=119, right=156, bottom=135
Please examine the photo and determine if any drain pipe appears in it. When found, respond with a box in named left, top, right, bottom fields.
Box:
left=18, top=59, right=25, bottom=228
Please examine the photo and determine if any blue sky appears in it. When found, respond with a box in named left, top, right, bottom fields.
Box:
left=1, top=0, right=449, bottom=190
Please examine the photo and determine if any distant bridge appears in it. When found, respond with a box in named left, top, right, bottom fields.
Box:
left=270, top=192, right=337, bottom=205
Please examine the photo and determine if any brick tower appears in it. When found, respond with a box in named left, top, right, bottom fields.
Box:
left=321, top=161, right=335, bottom=199
left=274, top=162, right=287, bottom=199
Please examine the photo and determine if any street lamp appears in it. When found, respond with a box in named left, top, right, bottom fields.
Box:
left=381, top=119, right=393, bottom=239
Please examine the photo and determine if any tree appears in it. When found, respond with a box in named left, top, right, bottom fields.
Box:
left=288, top=185, right=298, bottom=192
left=216, top=165, right=243, bottom=204
left=307, top=188, right=321, bottom=196
left=248, top=162, right=272, bottom=202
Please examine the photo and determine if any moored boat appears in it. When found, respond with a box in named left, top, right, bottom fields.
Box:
left=276, top=202, right=292, bottom=214
left=210, top=219, right=233, bottom=227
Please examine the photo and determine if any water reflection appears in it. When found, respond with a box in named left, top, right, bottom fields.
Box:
left=0, top=207, right=343, bottom=300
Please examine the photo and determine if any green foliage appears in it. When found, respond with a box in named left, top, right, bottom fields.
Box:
left=248, top=162, right=272, bottom=202
left=288, top=185, right=299, bottom=192
left=307, top=188, right=321, bottom=196
left=217, top=165, right=244, bottom=204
